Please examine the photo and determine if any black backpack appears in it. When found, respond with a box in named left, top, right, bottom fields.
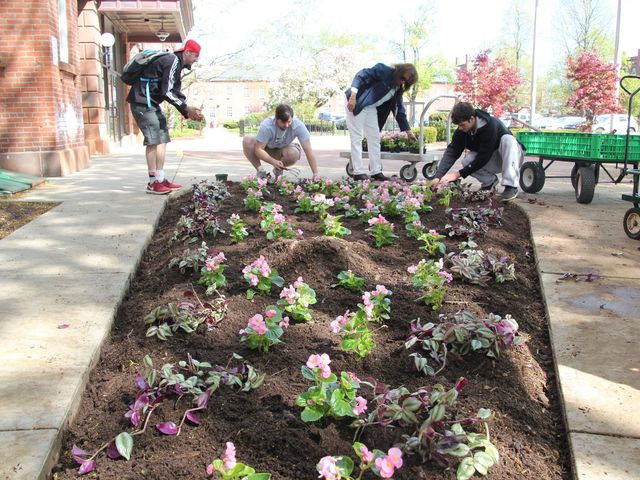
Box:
left=120, top=49, right=170, bottom=85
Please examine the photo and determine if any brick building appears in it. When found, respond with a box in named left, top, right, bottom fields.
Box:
left=0, top=0, right=194, bottom=176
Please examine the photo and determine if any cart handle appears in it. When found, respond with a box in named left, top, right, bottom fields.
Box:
left=620, top=75, right=640, bottom=96
left=418, top=95, right=458, bottom=160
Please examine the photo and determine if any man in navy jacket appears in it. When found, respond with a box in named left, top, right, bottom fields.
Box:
left=432, top=102, right=523, bottom=201
left=345, top=63, right=418, bottom=181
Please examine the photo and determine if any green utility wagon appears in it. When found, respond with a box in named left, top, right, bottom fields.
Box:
left=516, top=75, right=640, bottom=240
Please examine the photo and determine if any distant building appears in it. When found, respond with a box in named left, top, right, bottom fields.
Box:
left=188, top=69, right=272, bottom=124
left=629, top=49, right=640, bottom=76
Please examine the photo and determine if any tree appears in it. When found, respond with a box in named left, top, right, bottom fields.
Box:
left=455, top=51, right=523, bottom=117
left=498, top=0, right=531, bottom=72
left=565, top=50, right=619, bottom=128
left=267, top=47, right=355, bottom=117
left=557, top=0, right=613, bottom=58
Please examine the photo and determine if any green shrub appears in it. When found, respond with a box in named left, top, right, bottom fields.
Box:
left=185, top=119, right=204, bottom=130
left=303, top=120, right=337, bottom=134
left=223, top=121, right=239, bottom=129
left=243, top=111, right=271, bottom=128
left=428, top=112, right=456, bottom=141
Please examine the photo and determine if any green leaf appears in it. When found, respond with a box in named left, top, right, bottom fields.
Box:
left=335, top=456, right=354, bottom=476
left=470, top=339, right=483, bottom=351
left=301, top=407, right=324, bottom=422
left=115, top=432, right=134, bottom=461
left=477, top=408, right=493, bottom=420
left=245, top=474, right=271, bottom=480
left=446, top=443, right=470, bottom=457
left=484, top=443, right=500, bottom=464
left=246, top=289, right=255, bottom=300
left=473, top=450, right=495, bottom=475
left=456, top=457, right=476, bottom=480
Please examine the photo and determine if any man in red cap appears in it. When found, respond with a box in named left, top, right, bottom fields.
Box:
left=127, top=39, right=203, bottom=194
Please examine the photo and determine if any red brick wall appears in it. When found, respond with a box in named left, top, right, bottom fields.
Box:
left=0, top=0, right=89, bottom=176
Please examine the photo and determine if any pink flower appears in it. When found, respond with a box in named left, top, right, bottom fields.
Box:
left=368, top=214, right=389, bottom=226
left=374, top=285, right=389, bottom=296
left=223, top=442, right=236, bottom=470
left=408, top=265, right=418, bottom=274
left=265, top=309, right=277, bottom=319
left=317, top=456, right=340, bottom=480
left=359, top=445, right=373, bottom=462
left=273, top=213, right=286, bottom=224
left=353, top=396, right=368, bottom=415
left=347, top=371, right=361, bottom=383
left=206, top=463, right=214, bottom=476
left=330, top=319, right=341, bottom=334
left=248, top=314, right=268, bottom=335
left=279, top=316, right=290, bottom=328
left=387, top=448, right=403, bottom=468
left=249, top=273, right=259, bottom=286
left=293, top=276, right=305, bottom=288
left=375, top=457, right=395, bottom=478
left=307, top=353, right=332, bottom=378
left=296, top=229, right=304, bottom=236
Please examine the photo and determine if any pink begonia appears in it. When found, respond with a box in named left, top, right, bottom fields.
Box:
left=296, top=229, right=304, bottom=237
left=223, top=442, right=237, bottom=470
left=375, top=457, right=395, bottom=478
left=341, top=185, right=351, bottom=193
left=307, top=353, right=332, bottom=378
left=330, top=311, right=351, bottom=333
left=279, top=316, right=290, bottom=328
left=273, top=213, right=286, bottom=224
left=317, top=456, right=341, bottom=480
left=359, top=444, right=373, bottom=462
left=347, top=371, right=361, bottom=383
left=248, top=314, right=268, bottom=335
left=353, top=396, right=368, bottom=415
left=429, top=229, right=439, bottom=236
left=257, top=178, right=268, bottom=188
left=293, top=276, right=305, bottom=288
left=295, top=185, right=303, bottom=192
left=368, top=214, right=389, bottom=226
left=365, top=200, right=375, bottom=210
left=407, top=265, right=418, bottom=274
left=412, top=220, right=422, bottom=227
left=206, top=463, right=214, bottom=475
left=249, top=273, right=259, bottom=286
left=280, top=286, right=299, bottom=305
left=373, top=285, right=390, bottom=296
left=325, top=179, right=333, bottom=185
left=265, top=309, right=277, bottom=319
left=387, top=448, right=403, bottom=468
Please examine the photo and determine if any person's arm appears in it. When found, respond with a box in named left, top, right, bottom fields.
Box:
left=300, top=139, right=318, bottom=176
left=432, top=131, right=466, bottom=186
left=347, top=63, right=388, bottom=112
left=253, top=140, right=284, bottom=169
left=160, top=56, right=201, bottom=120
left=458, top=122, right=500, bottom=178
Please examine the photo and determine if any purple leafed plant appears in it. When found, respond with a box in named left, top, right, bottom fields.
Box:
left=71, top=353, right=264, bottom=475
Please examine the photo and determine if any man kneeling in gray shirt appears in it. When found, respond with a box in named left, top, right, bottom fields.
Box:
left=242, top=104, right=319, bottom=179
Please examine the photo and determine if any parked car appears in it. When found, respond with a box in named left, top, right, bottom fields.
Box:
left=557, top=116, right=586, bottom=130
left=592, top=114, right=638, bottom=134
left=318, top=112, right=345, bottom=123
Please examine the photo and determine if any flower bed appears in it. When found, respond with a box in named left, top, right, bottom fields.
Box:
left=54, top=178, right=569, bottom=480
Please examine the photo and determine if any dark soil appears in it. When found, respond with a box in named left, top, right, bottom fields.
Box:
left=53, top=181, right=570, bottom=480
left=0, top=200, right=58, bottom=240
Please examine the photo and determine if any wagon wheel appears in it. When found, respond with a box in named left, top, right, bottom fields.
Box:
left=575, top=166, right=596, bottom=204
left=519, top=161, right=545, bottom=193
left=570, top=164, right=579, bottom=189
left=400, top=164, right=418, bottom=182
left=623, top=207, right=640, bottom=240
left=422, top=161, right=438, bottom=179
left=345, top=160, right=354, bottom=178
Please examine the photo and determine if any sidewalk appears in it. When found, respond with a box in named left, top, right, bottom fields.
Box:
left=0, top=130, right=638, bottom=479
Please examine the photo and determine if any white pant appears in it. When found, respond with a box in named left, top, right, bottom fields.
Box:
left=462, top=135, right=523, bottom=188
left=346, top=104, right=382, bottom=175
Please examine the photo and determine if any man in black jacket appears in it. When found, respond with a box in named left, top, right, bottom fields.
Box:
left=127, top=39, right=203, bottom=194
left=431, top=102, right=523, bottom=201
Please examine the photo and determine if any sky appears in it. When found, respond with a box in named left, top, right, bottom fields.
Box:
left=191, top=0, right=639, bottom=72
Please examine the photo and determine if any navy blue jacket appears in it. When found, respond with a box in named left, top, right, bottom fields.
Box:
left=344, top=63, right=411, bottom=132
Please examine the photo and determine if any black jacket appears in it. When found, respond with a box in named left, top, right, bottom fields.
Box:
left=436, top=109, right=514, bottom=178
left=344, top=63, right=411, bottom=132
left=126, top=52, right=190, bottom=118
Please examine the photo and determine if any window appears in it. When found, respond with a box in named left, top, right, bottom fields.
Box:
left=244, top=106, right=250, bottom=115
left=226, top=106, right=233, bottom=117
left=226, top=86, right=232, bottom=96
left=58, top=0, right=69, bottom=63
left=259, top=88, right=265, bottom=99
left=244, top=87, right=250, bottom=97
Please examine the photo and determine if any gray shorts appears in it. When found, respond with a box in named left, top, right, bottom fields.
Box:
left=265, top=142, right=302, bottom=161
left=130, top=103, right=170, bottom=146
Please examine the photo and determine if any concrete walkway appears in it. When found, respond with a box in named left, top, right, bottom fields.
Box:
left=0, top=128, right=638, bottom=479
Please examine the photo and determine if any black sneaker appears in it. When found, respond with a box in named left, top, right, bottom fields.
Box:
left=370, top=173, right=390, bottom=181
left=479, top=177, right=499, bottom=191
left=352, top=174, right=369, bottom=181
left=500, top=186, right=518, bottom=202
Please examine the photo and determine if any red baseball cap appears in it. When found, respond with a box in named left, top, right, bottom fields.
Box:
left=175, top=39, right=201, bottom=54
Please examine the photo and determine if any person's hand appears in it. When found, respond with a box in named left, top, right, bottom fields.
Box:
left=406, top=130, right=416, bottom=142
left=441, top=171, right=461, bottom=185
left=312, top=173, right=321, bottom=181
left=430, top=178, right=440, bottom=190
left=186, top=106, right=203, bottom=121
left=347, top=95, right=356, bottom=112
left=271, top=159, right=285, bottom=169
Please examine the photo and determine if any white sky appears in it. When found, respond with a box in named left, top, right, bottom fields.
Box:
left=193, top=0, right=639, bottom=71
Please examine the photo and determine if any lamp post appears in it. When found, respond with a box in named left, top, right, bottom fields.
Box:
left=99, top=32, right=115, bottom=68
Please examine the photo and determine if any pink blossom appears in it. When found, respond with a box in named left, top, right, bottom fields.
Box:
left=307, top=353, right=332, bottom=378
left=265, top=309, right=277, bottom=319
left=279, top=316, right=290, bottom=328
left=373, top=285, right=390, bottom=296
left=347, top=371, right=361, bottom=383
left=249, top=273, right=259, bottom=286
left=295, top=185, right=303, bottom=192
left=223, top=442, right=236, bottom=469
left=353, top=396, right=368, bottom=415
left=408, top=265, right=418, bottom=274
left=387, top=448, right=403, bottom=468
left=317, top=456, right=340, bottom=480
left=273, top=213, right=286, bottom=224
left=280, top=286, right=299, bottom=304
left=293, top=276, right=305, bottom=288
left=368, top=214, right=389, bottom=226
left=248, top=314, right=268, bottom=335
left=206, top=463, right=214, bottom=475
left=359, top=445, right=373, bottom=462
left=330, top=319, right=341, bottom=334
left=296, top=229, right=304, bottom=236
left=375, top=457, right=395, bottom=478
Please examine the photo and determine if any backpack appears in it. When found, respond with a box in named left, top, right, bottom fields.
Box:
left=120, top=49, right=170, bottom=85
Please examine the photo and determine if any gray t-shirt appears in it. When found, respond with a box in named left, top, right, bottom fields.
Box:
left=255, top=116, right=311, bottom=149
